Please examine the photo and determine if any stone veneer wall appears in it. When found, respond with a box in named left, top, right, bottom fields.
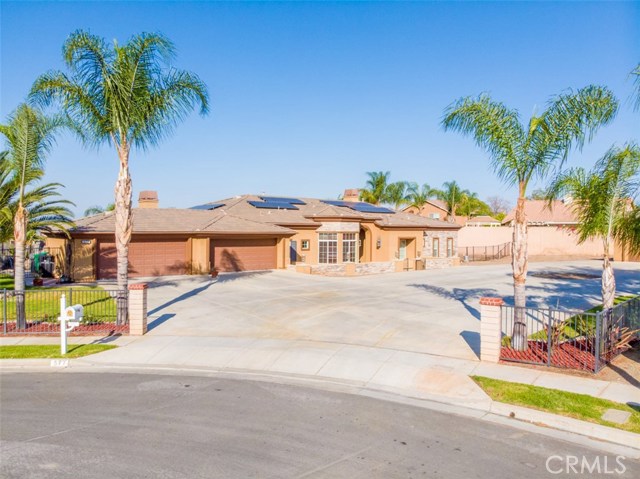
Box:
left=423, top=230, right=458, bottom=260
left=423, top=257, right=456, bottom=269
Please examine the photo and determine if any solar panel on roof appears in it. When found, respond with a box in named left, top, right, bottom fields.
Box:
left=248, top=200, right=299, bottom=210
left=320, top=200, right=393, bottom=214
left=321, top=200, right=348, bottom=207
left=260, top=196, right=306, bottom=205
left=190, top=203, right=224, bottom=210
left=351, top=203, right=394, bottom=214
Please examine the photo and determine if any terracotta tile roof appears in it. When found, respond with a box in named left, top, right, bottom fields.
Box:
left=501, top=200, right=578, bottom=225
left=216, top=195, right=459, bottom=229
left=72, top=208, right=294, bottom=235
left=70, top=194, right=459, bottom=236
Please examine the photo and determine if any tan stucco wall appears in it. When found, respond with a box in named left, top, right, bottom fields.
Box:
left=285, top=222, right=457, bottom=268
left=457, top=225, right=611, bottom=258
left=614, top=241, right=640, bottom=262
left=406, top=203, right=448, bottom=221
left=276, top=237, right=286, bottom=268
left=285, top=229, right=319, bottom=266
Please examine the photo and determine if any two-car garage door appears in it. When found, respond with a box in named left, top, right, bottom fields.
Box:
left=211, top=239, right=276, bottom=272
left=98, top=240, right=187, bottom=279
left=97, top=238, right=277, bottom=278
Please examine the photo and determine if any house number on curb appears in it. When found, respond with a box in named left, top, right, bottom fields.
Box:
left=50, top=359, right=69, bottom=368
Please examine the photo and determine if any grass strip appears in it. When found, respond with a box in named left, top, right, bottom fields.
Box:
left=0, top=344, right=117, bottom=359
left=472, top=375, right=640, bottom=434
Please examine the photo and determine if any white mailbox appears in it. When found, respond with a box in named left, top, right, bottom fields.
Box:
left=64, top=304, right=84, bottom=324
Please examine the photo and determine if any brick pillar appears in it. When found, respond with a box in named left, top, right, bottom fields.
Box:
left=128, top=283, right=148, bottom=335
left=480, top=297, right=504, bottom=363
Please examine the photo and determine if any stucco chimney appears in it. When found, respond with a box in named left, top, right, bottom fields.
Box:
left=139, top=190, right=159, bottom=208
left=343, top=189, right=360, bottom=202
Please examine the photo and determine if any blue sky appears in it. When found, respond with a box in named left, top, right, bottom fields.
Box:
left=1, top=1, right=638, bottom=216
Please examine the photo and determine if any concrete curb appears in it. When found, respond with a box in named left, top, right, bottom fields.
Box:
left=2, top=358, right=639, bottom=457
left=490, top=402, right=640, bottom=451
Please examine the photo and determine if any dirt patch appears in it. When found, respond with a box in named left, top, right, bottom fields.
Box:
left=596, top=347, right=640, bottom=387
left=530, top=271, right=600, bottom=280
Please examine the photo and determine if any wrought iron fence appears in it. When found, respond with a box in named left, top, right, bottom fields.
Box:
left=459, top=242, right=511, bottom=262
left=1, top=288, right=128, bottom=336
left=500, top=296, right=640, bottom=372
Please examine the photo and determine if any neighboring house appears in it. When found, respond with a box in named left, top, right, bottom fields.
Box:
left=501, top=200, right=577, bottom=227
left=464, top=215, right=501, bottom=227
left=404, top=199, right=450, bottom=222
left=458, top=199, right=614, bottom=260
left=46, top=192, right=461, bottom=280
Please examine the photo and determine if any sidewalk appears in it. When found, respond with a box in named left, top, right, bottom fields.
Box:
left=3, top=334, right=639, bottom=408
left=3, top=334, right=639, bottom=453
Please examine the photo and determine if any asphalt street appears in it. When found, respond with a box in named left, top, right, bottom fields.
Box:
left=1, top=372, right=638, bottom=478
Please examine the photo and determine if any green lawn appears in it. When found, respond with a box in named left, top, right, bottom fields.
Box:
left=472, top=375, right=640, bottom=434
left=0, top=344, right=117, bottom=359
left=0, top=284, right=118, bottom=323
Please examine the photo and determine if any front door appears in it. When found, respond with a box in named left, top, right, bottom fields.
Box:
left=289, top=240, right=298, bottom=264
left=399, top=239, right=408, bottom=260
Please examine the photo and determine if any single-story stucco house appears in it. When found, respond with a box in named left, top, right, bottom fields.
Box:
left=46, top=192, right=461, bottom=280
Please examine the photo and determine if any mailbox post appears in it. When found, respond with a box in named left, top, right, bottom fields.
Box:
left=58, top=294, right=84, bottom=355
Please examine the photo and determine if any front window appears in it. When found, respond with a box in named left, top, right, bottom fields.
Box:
left=319, top=233, right=338, bottom=263
left=432, top=238, right=440, bottom=257
left=342, top=233, right=357, bottom=263
left=447, top=238, right=454, bottom=257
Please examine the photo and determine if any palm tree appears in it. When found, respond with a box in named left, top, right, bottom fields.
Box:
left=435, top=181, right=468, bottom=223
left=406, top=182, right=438, bottom=210
left=442, top=86, right=617, bottom=350
left=547, top=144, right=640, bottom=309
left=386, top=181, right=410, bottom=210
left=0, top=104, right=71, bottom=327
left=0, top=152, right=12, bottom=238
left=31, top=30, right=209, bottom=322
left=457, top=191, right=492, bottom=218
left=360, top=171, right=390, bottom=205
left=83, top=203, right=115, bottom=217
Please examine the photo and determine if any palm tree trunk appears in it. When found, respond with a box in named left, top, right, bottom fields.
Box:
left=13, top=206, right=27, bottom=329
left=114, top=146, right=132, bottom=325
left=601, top=242, right=615, bottom=311
left=511, top=195, right=528, bottom=351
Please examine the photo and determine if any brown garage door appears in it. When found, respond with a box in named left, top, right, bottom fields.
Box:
left=98, top=240, right=187, bottom=279
left=212, top=239, right=276, bottom=272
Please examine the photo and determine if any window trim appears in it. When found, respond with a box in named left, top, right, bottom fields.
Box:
left=318, top=233, right=338, bottom=264
left=342, top=233, right=357, bottom=263
left=432, top=237, right=440, bottom=258
left=301, top=239, right=310, bottom=251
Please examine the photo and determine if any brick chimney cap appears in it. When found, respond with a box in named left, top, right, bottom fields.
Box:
left=139, top=190, right=158, bottom=200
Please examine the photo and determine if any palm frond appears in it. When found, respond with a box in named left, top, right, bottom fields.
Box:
left=442, top=94, right=525, bottom=186
left=531, top=86, right=618, bottom=177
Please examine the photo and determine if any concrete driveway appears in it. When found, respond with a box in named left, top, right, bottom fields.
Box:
left=141, top=260, right=640, bottom=362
